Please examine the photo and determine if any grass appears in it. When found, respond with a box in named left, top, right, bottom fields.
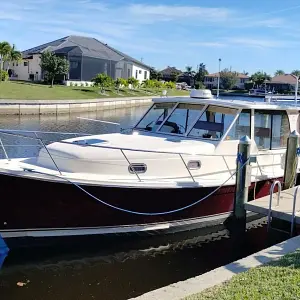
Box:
left=185, top=250, right=300, bottom=300
left=0, top=81, right=189, bottom=100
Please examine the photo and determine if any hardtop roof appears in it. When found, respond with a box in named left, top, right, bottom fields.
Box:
left=152, top=96, right=300, bottom=111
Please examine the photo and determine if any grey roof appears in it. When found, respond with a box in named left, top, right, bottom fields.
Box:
left=22, top=36, right=151, bottom=69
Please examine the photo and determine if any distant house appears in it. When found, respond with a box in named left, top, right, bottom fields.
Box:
left=204, top=73, right=250, bottom=89
left=266, top=74, right=298, bottom=92
left=177, top=72, right=195, bottom=87
left=160, top=66, right=182, bottom=82
left=8, top=35, right=151, bottom=83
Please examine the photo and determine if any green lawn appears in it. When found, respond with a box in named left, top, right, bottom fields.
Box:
left=0, top=81, right=189, bottom=100
left=186, top=250, right=300, bottom=300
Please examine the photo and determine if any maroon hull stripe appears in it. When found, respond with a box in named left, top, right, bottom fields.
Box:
left=0, top=174, right=281, bottom=230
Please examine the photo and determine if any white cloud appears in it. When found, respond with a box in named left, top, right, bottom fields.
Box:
left=128, top=4, right=233, bottom=22
left=224, top=38, right=286, bottom=49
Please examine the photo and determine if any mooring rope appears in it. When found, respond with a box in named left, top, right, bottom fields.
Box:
left=22, top=158, right=249, bottom=216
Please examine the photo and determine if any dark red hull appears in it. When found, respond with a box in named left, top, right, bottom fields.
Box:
left=0, top=173, right=281, bottom=236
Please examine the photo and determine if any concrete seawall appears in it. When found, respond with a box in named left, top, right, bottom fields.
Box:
left=0, top=97, right=154, bottom=115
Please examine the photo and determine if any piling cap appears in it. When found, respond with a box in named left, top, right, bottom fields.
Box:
left=290, top=130, right=300, bottom=137
left=239, top=135, right=251, bottom=145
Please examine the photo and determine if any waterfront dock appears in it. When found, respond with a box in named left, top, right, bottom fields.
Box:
left=245, top=186, right=300, bottom=224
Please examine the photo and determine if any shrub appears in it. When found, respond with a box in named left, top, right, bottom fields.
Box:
left=74, top=82, right=78, bottom=87
left=85, top=82, right=89, bottom=87
left=81, top=82, right=84, bottom=87
left=195, top=81, right=206, bottom=89
left=0, top=70, right=9, bottom=81
left=164, top=81, right=176, bottom=89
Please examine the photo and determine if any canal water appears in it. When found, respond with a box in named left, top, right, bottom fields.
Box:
left=0, top=95, right=288, bottom=300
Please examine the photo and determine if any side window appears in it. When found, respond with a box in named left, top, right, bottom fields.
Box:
left=254, top=110, right=290, bottom=150
left=271, top=112, right=290, bottom=148
left=226, top=109, right=251, bottom=140
left=254, top=111, right=271, bottom=150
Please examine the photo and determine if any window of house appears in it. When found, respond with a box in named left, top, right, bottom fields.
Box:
left=144, top=71, right=147, bottom=80
left=12, top=63, right=14, bottom=67
left=16, top=63, right=18, bottom=66
left=128, top=69, right=131, bottom=78
left=135, top=102, right=176, bottom=132
left=254, top=110, right=290, bottom=150
left=135, top=70, right=138, bottom=79
left=70, top=61, right=78, bottom=68
left=188, top=105, right=238, bottom=140
left=159, top=104, right=205, bottom=134
left=24, top=61, right=28, bottom=67
left=139, top=70, right=142, bottom=74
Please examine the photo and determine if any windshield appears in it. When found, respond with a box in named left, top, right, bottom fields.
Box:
left=135, top=102, right=176, bottom=132
left=159, top=103, right=205, bottom=134
left=188, top=105, right=238, bottom=140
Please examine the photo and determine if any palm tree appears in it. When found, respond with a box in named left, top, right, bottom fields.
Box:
left=292, top=70, right=300, bottom=77
left=0, top=41, right=11, bottom=79
left=6, top=44, right=22, bottom=72
left=274, top=70, right=285, bottom=76
left=185, top=65, right=196, bottom=87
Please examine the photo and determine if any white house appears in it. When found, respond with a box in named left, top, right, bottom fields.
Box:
left=204, top=72, right=250, bottom=89
left=7, top=35, right=151, bottom=83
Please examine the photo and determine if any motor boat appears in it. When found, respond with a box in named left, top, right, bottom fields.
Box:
left=0, top=89, right=299, bottom=240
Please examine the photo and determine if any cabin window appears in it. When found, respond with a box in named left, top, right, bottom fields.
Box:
left=135, top=102, right=176, bottom=132
left=254, top=110, right=290, bottom=150
left=159, top=103, right=205, bottom=134
left=188, top=105, right=238, bottom=140
left=226, top=109, right=251, bottom=140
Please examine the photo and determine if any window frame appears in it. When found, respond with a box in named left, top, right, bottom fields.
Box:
left=253, top=109, right=290, bottom=151
left=157, top=103, right=207, bottom=136
left=186, top=105, right=241, bottom=141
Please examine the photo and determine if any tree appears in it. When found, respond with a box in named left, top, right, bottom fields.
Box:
left=195, top=63, right=208, bottom=83
left=170, top=71, right=180, bottom=82
left=127, top=77, right=139, bottom=88
left=149, top=67, right=162, bottom=80
left=0, top=42, right=11, bottom=82
left=185, top=65, right=196, bottom=87
left=5, top=44, right=22, bottom=72
left=292, top=70, right=300, bottom=77
left=92, top=73, right=113, bottom=93
left=249, top=71, right=271, bottom=87
left=40, top=51, right=69, bottom=87
left=219, top=68, right=239, bottom=90
left=274, top=70, right=285, bottom=76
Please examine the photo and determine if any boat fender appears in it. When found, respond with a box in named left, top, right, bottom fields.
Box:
left=0, top=235, right=9, bottom=269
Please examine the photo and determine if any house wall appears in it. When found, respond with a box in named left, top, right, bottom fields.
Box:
left=8, top=54, right=42, bottom=81
left=132, top=64, right=149, bottom=82
left=204, top=76, right=249, bottom=89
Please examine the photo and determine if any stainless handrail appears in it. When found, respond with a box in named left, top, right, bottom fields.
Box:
left=267, top=180, right=282, bottom=232
left=0, top=138, right=10, bottom=161
left=291, top=186, right=300, bottom=236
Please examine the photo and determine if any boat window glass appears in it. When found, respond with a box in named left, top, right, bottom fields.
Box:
left=188, top=105, right=238, bottom=140
left=135, top=102, right=176, bottom=132
left=226, top=109, right=251, bottom=140
left=254, top=110, right=290, bottom=150
left=271, top=112, right=290, bottom=149
left=159, top=103, right=205, bottom=134
left=254, top=111, right=271, bottom=149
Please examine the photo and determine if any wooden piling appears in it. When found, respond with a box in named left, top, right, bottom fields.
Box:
left=234, top=135, right=251, bottom=222
left=283, top=130, right=299, bottom=190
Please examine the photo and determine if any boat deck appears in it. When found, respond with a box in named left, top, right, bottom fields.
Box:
left=245, top=186, right=300, bottom=224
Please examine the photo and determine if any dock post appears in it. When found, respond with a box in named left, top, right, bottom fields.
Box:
left=283, top=130, right=299, bottom=190
left=234, top=135, right=251, bottom=224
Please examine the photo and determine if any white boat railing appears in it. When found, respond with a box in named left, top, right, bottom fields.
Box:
left=0, top=129, right=287, bottom=183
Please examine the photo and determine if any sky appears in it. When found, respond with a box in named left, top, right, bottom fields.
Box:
left=2, top=0, right=300, bottom=75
